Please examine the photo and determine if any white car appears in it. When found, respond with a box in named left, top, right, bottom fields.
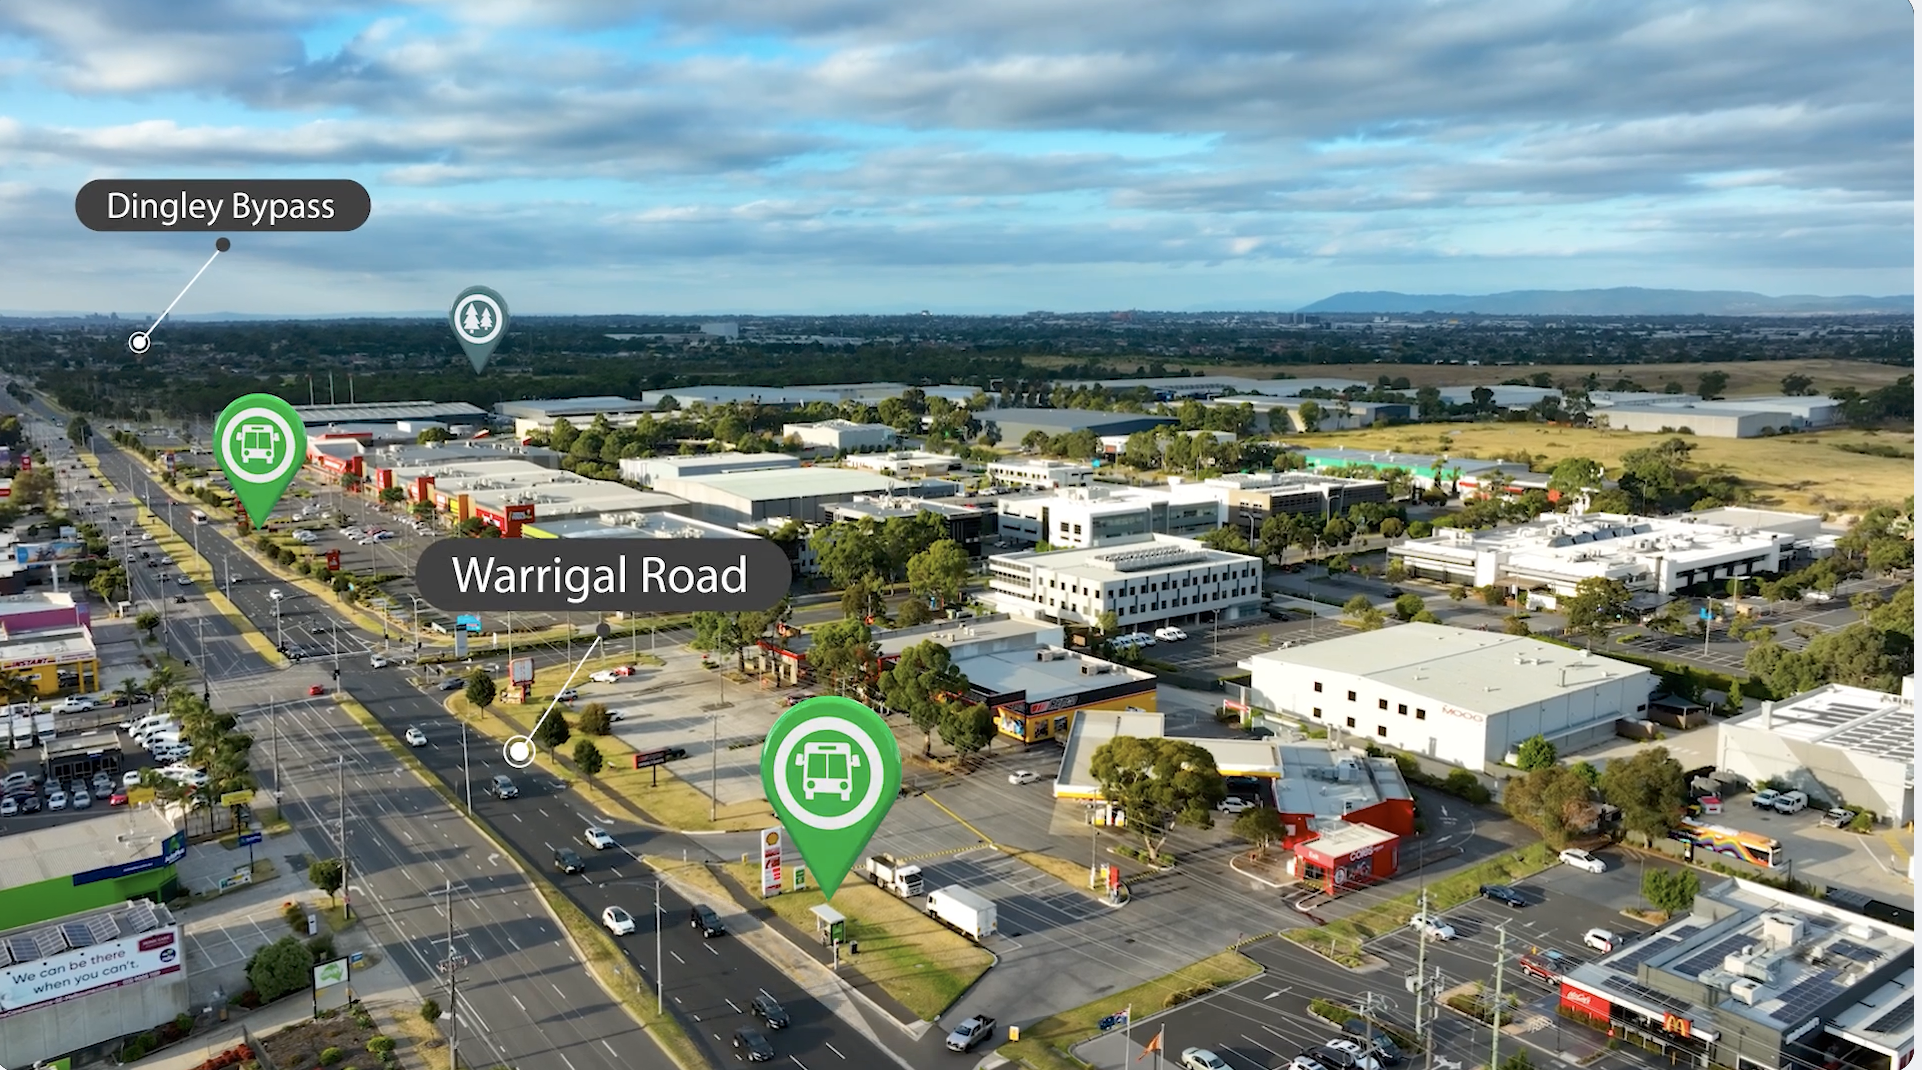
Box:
left=1320, top=1039, right=1383, bottom=1070
left=1218, top=797, right=1256, bottom=814
left=50, top=696, right=97, bottom=713
left=602, top=906, right=636, bottom=936
left=370, top=655, right=389, bottom=668
left=47, top=790, right=67, bottom=811
left=176, top=575, right=193, bottom=586
left=123, top=770, right=144, bottom=788
left=0, top=796, right=15, bottom=816
left=589, top=670, right=622, bottom=684
left=556, top=688, right=580, bottom=702
left=1008, top=770, right=1040, bottom=785
left=1125, top=631, right=1156, bottom=647
left=291, top=531, right=318, bottom=544
left=1181, top=1049, right=1229, bottom=1070
left=268, top=588, right=283, bottom=601
left=1583, top=928, right=1618, bottom=954
left=1410, top=913, right=1457, bottom=941
left=585, top=827, right=617, bottom=850
left=1154, top=626, right=1189, bottom=642
left=404, top=727, right=427, bottom=747
left=1559, top=848, right=1606, bottom=873
left=71, top=789, right=91, bottom=809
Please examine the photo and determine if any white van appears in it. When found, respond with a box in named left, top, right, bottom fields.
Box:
left=1772, top=790, right=1810, bottom=815
left=128, top=715, right=173, bottom=736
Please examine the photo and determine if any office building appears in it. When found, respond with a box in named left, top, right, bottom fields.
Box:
left=987, top=533, right=1263, bottom=631
left=994, top=483, right=1223, bottom=548
left=986, top=458, right=1095, bottom=490
left=829, top=496, right=987, bottom=557
left=781, top=420, right=896, bottom=451
left=652, top=467, right=957, bottom=526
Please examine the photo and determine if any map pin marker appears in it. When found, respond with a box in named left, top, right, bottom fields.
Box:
left=213, top=393, right=307, bottom=528
left=450, top=285, right=509, bottom=372
left=762, top=695, right=902, bottom=899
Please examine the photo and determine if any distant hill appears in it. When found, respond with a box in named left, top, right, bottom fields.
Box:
left=1297, top=288, right=1913, bottom=316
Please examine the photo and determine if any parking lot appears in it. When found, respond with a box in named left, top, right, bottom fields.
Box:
left=1681, top=793, right=1913, bottom=901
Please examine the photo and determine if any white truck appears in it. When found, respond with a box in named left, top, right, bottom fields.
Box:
left=926, top=886, right=997, bottom=943
left=865, top=854, right=925, bottom=899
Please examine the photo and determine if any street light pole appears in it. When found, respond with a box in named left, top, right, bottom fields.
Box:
left=461, top=720, right=472, bottom=812
left=655, top=879, right=664, bottom=1015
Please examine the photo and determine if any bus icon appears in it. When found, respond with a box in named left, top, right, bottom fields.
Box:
left=236, top=422, right=279, bottom=464
left=796, top=740, right=861, bottom=803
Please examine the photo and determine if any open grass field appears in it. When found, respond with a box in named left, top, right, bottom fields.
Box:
left=1135, top=358, right=1912, bottom=397
left=1303, top=424, right=1913, bottom=515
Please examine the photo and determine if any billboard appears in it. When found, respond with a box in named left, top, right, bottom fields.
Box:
left=0, top=926, right=183, bottom=1018
left=1560, top=983, right=1611, bottom=1021
left=760, top=828, right=785, bottom=897
left=510, top=658, right=534, bottom=685
left=14, top=541, right=84, bottom=565
left=72, top=831, right=188, bottom=886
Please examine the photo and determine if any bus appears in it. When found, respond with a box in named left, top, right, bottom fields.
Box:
left=1669, top=819, right=1785, bottom=869
left=190, top=509, right=208, bottom=525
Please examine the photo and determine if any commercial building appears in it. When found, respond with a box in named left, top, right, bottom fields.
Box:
left=0, top=898, right=188, bottom=1068
left=520, top=511, right=759, bottom=541
left=0, top=625, right=100, bottom=695
left=338, top=439, right=563, bottom=489
left=1717, top=679, right=1914, bottom=826
left=380, top=460, right=683, bottom=535
left=994, top=484, right=1223, bottom=548
left=986, top=458, right=1095, bottom=490
left=494, top=396, right=655, bottom=437
left=0, top=592, right=91, bottom=634
left=1595, top=394, right=1844, bottom=438
left=987, top=533, right=1264, bottom=631
left=0, top=813, right=185, bottom=928
left=979, top=408, right=1176, bottom=445
left=1388, top=512, right=1797, bottom=597
left=841, top=450, right=964, bottom=478
left=1048, top=374, right=1366, bottom=399
left=619, top=452, right=800, bottom=487
left=1295, top=448, right=1510, bottom=490
left=652, top=467, right=956, bottom=526
left=1206, top=471, right=1391, bottom=530
left=781, top=420, right=896, bottom=451
left=829, top=496, right=987, bottom=557
left=1240, top=623, right=1654, bottom=772
left=1558, top=878, right=1913, bottom=1070
left=637, top=382, right=979, bottom=410
left=292, top=401, right=490, bottom=430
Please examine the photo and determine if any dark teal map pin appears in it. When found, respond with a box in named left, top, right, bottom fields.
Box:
left=450, top=286, right=509, bottom=372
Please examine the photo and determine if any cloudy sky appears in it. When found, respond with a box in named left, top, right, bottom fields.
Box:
left=0, top=0, right=1911, bottom=315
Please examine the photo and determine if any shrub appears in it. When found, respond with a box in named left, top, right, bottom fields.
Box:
left=319, top=1048, right=344, bottom=1066
left=246, top=936, right=313, bottom=1003
left=1848, top=810, right=1877, bottom=833
left=367, top=1037, right=395, bottom=1057
left=420, top=998, right=443, bottom=1024
left=282, top=901, right=307, bottom=932
left=577, top=702, right=612, bottom=735
left=1443, top=769, right=1492, bottom=804
left=176, top=1012, right=196, bottom=1033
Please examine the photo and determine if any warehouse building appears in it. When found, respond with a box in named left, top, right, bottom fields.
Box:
left=0, top=898, right=189, bottom=1068
left=841, top=450, right=964, bottom=478
left=1388, top=512, right=1796, bottom=596
left=781, top=420, right=896, bottom=451
left=994, top=483, right=1223, bottom=548
left=351, top=440, right=562, bottom=492
left=1600, top=403, right=1799, bottom=439
left=1717, top=679, right=1914, bottom=826
left=1558, top=878, right=1913, bottom=1070
left=987, top=533, right=1263, bottom=631
left=638, top=382, right=979, bottom=410
left=1047, top=375, right=1366, bottom=398
left=979, top=408, right=1176, bottom=445
left=520, top=511, right=758, bottom=541
left=293, top=401, right=490, bottom=430
left=619, top=452, right=799, bottom=487
left=829, top=496, right=987, bottom=557
left=1207, top=471, right=1391, bottom=530
left=986, top=458, right=1095, bottom=490
left=1240, top=624, right=1654, bottom=772
left=653, top=467, right=957, bottom=526
left=1295, top=448, right=1511, bottom=490
left=1197, top=397, right=1378, bottom=432
left=494, top=396, right=653, bottom=437
left=0, top=815, right=185, bottom=929
left=390, top=461, right=683, bottom=535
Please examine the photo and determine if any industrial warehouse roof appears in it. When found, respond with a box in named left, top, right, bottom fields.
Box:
left=292, top=401, right=489, bottom=424
left=1297, top=447, right=1507, bottom=473
left=982, top=408, right=1177, bottom=433
left=1240, top=623, right=1652, bottom=716
left=0, top=807, right=176, bottom=895
left=1726, top=682, right=1915, bottom=766
left=0, top=899, right=177, bottom=968
left=963, top=647, right=1156, bottom=706
left=991, top=533, right=1259, bottom=579
left=522, top=512, right=754, bottom=540
left=663, top=467, right=915, bottom=500
left=494, top=397, right=647, bottom=419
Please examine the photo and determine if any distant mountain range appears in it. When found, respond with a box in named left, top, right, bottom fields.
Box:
left=1297, top=288, right=1913, bottom=316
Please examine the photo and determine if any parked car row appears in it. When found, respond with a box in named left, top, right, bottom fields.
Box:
left=1183, top=1025, right=1403, bottom=1070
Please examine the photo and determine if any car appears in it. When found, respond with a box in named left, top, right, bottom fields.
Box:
left=589, top=670, right=621, bottom=684
left=308, top=684, right=326, bottom=696
left=601, top=905, right=636, bottom=936
left=70, top=790, right=91, bottom=809
left=404, top=727, right=427, bottom=747
left=1155, top=627, right=1189, bottom=642
left=732, top=1028, right=774, bottom=1062
left=1752, top=788, right=1782, bottom=809
left=585, top=826, right=616, bottom=850
left=1218, top=797, right=1256, bottom=814
left=15, top=793, right=40, bottom=813
left=751, top=993, right=790, bottom=1029
left=1, top=772, right=34, bottom=794
left=690, top=904, right=726, bottom=937
left=487, top=775, right=519, bottom=799
left=1180, top=1049, right=1229, bottom=1070
left=1290, top=1058, right=1333, bottom=1070
left=44, top=791, right=65, bottom=811
left=945, top=1014, right=997, bottom=1053
left=555, top=688, right=580, bottom=702
left=1339, top=1021, right=1403, bottom=1065
left=1008, top=770, right=1040, bottom=785
left=1318, top=1039, right=1383, bottom=1070
left=268, top=588, right=283, bottom=601
left=0, top=795, right=16, bottom=816
left=437, top=677, right=465, bottom=691
left=51, top=696, right=97, bottom=713
left=123, top=770, right=143, bottom=788
left=1125, top=631, right=1156, bottom=647
left=1559, top=848, right=1606, bottom=873
left=92, top=773, right=113, bottom=796
left=1583, top=928, right=1617, bottom=954
left=109, top=790, right=128, bottom=806
left=1820, top=807, right=1857, bottom=828
left=1479, top=884, right=1527, bottom=908
left=176, top=575, right=192, bottom=586
left=369, top=655, right=389, bottom=668
left=1772, top=790, right=1809, bottom=815
left=1409, top=914, right=1456, bottom=941
left=70, top=779, right=88, bottom=797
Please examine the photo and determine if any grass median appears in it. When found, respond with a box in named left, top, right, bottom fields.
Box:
left=129, top=509, right=284, bottom=665
left=997, top=950, right=1263, bottom=1070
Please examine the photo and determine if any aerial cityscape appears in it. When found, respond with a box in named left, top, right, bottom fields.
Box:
left=0, top=5, right=1911, bottom=1070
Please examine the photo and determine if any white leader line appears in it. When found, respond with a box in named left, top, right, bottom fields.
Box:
left=145, top=248, right=224, bottom=338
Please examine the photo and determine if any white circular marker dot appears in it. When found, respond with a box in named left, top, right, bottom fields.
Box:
left=128, top=332, right=150, bottom=354
left=503, top=735, right=535, bottom=768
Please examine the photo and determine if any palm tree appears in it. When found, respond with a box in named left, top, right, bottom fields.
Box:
left=145, top=665, right=179, bottom=708
left=0, top=673, right=38, bottom=708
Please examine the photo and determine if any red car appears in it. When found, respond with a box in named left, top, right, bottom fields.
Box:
left=109, top=790, right=129, bottom=806
left=307, top=684, right=326, bottom=696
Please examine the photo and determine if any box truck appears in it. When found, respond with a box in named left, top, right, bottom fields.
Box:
left=865, top=855, right=925, bottom=898
left=926, top=886, right=997, bottom=942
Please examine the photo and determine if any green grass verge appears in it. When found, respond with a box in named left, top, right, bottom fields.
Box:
left=997, top=950, right=1263, bottom=1070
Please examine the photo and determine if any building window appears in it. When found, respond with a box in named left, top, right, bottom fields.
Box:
left=1415, top=708, right=1426, bottom=720
left=1347, top=690, right=1357, bottom=702
left=1312, top=708, right=1322, bottom=719
left=1313, top=682, right=1322, bottom=693
left=1377, top=726, right=1387, bottom=737
left=1378, top=698, right=1388, bottom=711
left=1345, top=716, right=1356, bottom=729
left=1398, top=703, right=1408, bottom=715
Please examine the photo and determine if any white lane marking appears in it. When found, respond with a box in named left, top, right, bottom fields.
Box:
left=725, top=998, right=741, bottom=1012
left=511, top=995, right=526, bottom=1011
left=825, top=1043, right=846, bottom=1060
left=671, top=951, right=686, bottom=965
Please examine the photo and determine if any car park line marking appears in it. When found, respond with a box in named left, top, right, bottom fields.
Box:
left=610, top=869, right=623, bottom=879
left=511, top=994, right=526, bottom=1010
left=789, top=1059, right=808, bottom=1070
left=558, top=1054, right=577, bottom=1070
left=825, top=1043, right=846, bottom=1059
left=706, top=943, right=719, bottom=955
left=672, top=951, right=686, bottom=965
left=726, top=998, right=742, bottom=1012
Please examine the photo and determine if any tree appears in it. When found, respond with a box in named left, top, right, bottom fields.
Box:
left=1341, top=594, right=1385, bottom=631
left=1295, top=400, right=1323, bottom=432
left=1696, top=370, right=1729, bottom=400
left=1503, top=764, right=1595, bottom=847
left=1392, top=593, right=1425, bottom=621
left=1089, top=736, right=1227, bottom=859
left=308, top=857, right=344, bottom=904
left=690, top=611, right=748, bottom=671
left=1095, top=610, right=1121, bottom=636
left=810, top=520, right=888, bottom=589
left=1502, top=615, right=1532, bottom=636
left=938, top=701, right=997, bottom=756
left=1642, top=867, right=1700, bottom=916
left=1780, top=373, right=1815, bottom=396
left=809, top=618, right=880, bottom=696
left=420, top=999, right=443, bottom=1024
left=1232, top=807, right=1286, bottom=859
left=1199, top=527, right=1254, bottom=554
left=1563, top=576, right=1633, bottom=648
left=1547, top=457, right=1604, bottom=502
left=66, top=415, right=91, bottom=445
left=248, top=936, right=315, bottom=1003
left=1516, top=734, right=1557, bottom=771
left=1600, top=746, right=1686, bottom=841
left=535, top=709, right=571, bottom=749
left=577, top=702, right=612, bottom=735
left=840, top=578, right=888, bottom=623
left=879, top=641, right=970, bottom=757
left=1571, top=761, right=1601, bottom=789
left=571, top=738, right=605, bottom=775
left=135, top=609, right=161, bottom=638
left=464, top=670, right=496, bottom=709
left=906, top=539, right=969, bottom=609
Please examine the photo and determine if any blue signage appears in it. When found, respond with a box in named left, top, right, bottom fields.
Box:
left=73, top=830, right=189, bottom=886
left=456, top=614, right=483, bottom=633
left=238, top=832, right=263, bottom=846
left=1699, top=607, right=1713, bottom=620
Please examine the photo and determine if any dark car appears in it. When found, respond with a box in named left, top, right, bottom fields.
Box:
left=1479, top=884, right=1527, bottom=908
left=732, top=1028, right=774, bottom=1062
left=438, top=678, right=465, bottom=691
left=15, top=793, right=41, bottom=813
left=663, top=746, right=688, bottom=760
left=1340, top=1021, right=1403, bottom=1065
left=553, top=848, right=584, bottom=874
left=751, top=993, right=790, bottom=1029
left=487, top=775, right=519, bottom=799
left=690, top=904, right=726, bottom=937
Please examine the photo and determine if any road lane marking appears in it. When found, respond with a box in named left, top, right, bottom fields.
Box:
left=601, top=1041, right=618, bottom=1058
left=825, top=1043, right=846, bottom=1059
left=672, top=951, right=686, bottom=964
left=553, top=983, right=566, bottom=1001
left=511, top=995, right=526, bottom=1011
left=725, top=998, right=741, bottom=1012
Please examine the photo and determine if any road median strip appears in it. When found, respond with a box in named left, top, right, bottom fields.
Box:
left=126, top=508, right=285, bottom=665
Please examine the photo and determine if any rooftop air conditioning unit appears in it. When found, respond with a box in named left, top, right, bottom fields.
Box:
left=1730, top=979, right=1763, bottom=1006
left=1080, top=664, right=1094, bottom=675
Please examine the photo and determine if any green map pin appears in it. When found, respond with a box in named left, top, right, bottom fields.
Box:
left=213, top=393, right=306, bottom=527
left=450, top=285, right=509, bottom=372
left=762, top=695, right=902, bottom=899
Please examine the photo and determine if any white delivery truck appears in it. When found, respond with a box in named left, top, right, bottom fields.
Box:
left=865, top=854, right=926, bottom=898
left=926, top=886, right=997, bottom=942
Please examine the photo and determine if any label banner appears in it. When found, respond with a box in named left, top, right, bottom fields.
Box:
left=0, top=927, right=182, bottom=1018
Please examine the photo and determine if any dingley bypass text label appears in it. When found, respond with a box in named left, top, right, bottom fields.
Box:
left=413, top=537, right=793, bottom=613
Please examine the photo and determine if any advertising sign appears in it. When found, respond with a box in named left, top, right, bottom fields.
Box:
left=0, top=926, right=182, bottom=1018
left=510, top=658, right=535, bottom=685
left=324, top=549, right=342, bottom=572
left=14, top=541, right=84, bottom=565
left=453, top=630, right=468, bottom=659
left=72, top=831, right=187, bottom=886
left=760, top=828, right=785, bottom=898
left=312, top=958, right=349, bottom=990
left=455, top=614, right=483, bottom=633
left=1560, top=983, right=1611, bottom=1021
left=504, top=503, right=536, bottom=522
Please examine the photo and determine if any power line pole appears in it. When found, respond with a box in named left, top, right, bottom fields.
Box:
left=709, top=706, right=718, bottom=822
left=1490, top=923, right=1509, bottom=1070
left=1414, top=891, right=1432, bottom=1070
left=655, top=878, right=664, bottom=1015
left=444, top=880, right=460, bottom=1070
left=337, top=756, right=351, bottom=922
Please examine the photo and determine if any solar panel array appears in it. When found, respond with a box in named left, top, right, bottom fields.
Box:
left=1823, top=939, right=1882, bottom=965
left=1674, top=932, right=1758, bottom=978
left=1771, top=969, right=1850, bottom=1023
left=0, top=900, right=165, bottom=966
left=1868, top=996, right=1914, bottom=1035
left=1612, top=926, right=1700, bottom=971
left=1614, top=979, right=1696, bottom=1016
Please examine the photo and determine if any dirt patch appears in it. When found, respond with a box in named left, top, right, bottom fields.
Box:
left=259, top=1006, right=395, bottom=1070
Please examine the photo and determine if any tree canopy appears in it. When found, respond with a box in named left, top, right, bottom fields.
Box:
left=1089, top=736, right=1227, bottom=858
left=1599, top=746, right=1686, bottom=842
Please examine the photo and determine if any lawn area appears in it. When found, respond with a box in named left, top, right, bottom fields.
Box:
left=1284, top=842, right=1557, bottom=967
left=715, top=860, right=994, bottom=1021
left=996, top=949, right=1262, bottom=1070
left=1092, top=358, right=1912, bottom=398
left=1302, top=424, right=1912, bottom=515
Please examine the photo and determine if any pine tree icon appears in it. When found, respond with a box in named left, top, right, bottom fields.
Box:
left=462, top=304, right=482, bottom=335
left=479, top=307, right=494, bottom=331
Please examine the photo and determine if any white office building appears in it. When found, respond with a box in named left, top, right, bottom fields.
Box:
left=619, top=452, right=800, bottom=487
left=986, top=458, right=1094, bottom=490
left=781, top=420, right=896, bottom=451
left=1717, top=679, right=1914, bottom=826
left=1388, top=512, right=1796, bottom=596
left=986, top=533, right=1263, bottom=630
left=840, top=450, right=962, bottom=478
left=1240, top=624, right=1655, bottom=771
left=995, top=483, right=1224, bottom=548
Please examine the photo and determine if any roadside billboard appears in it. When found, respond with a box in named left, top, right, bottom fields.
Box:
left=14, top=541, right=84, bottom=565
left=0, top=926, right=183, bottom=1018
